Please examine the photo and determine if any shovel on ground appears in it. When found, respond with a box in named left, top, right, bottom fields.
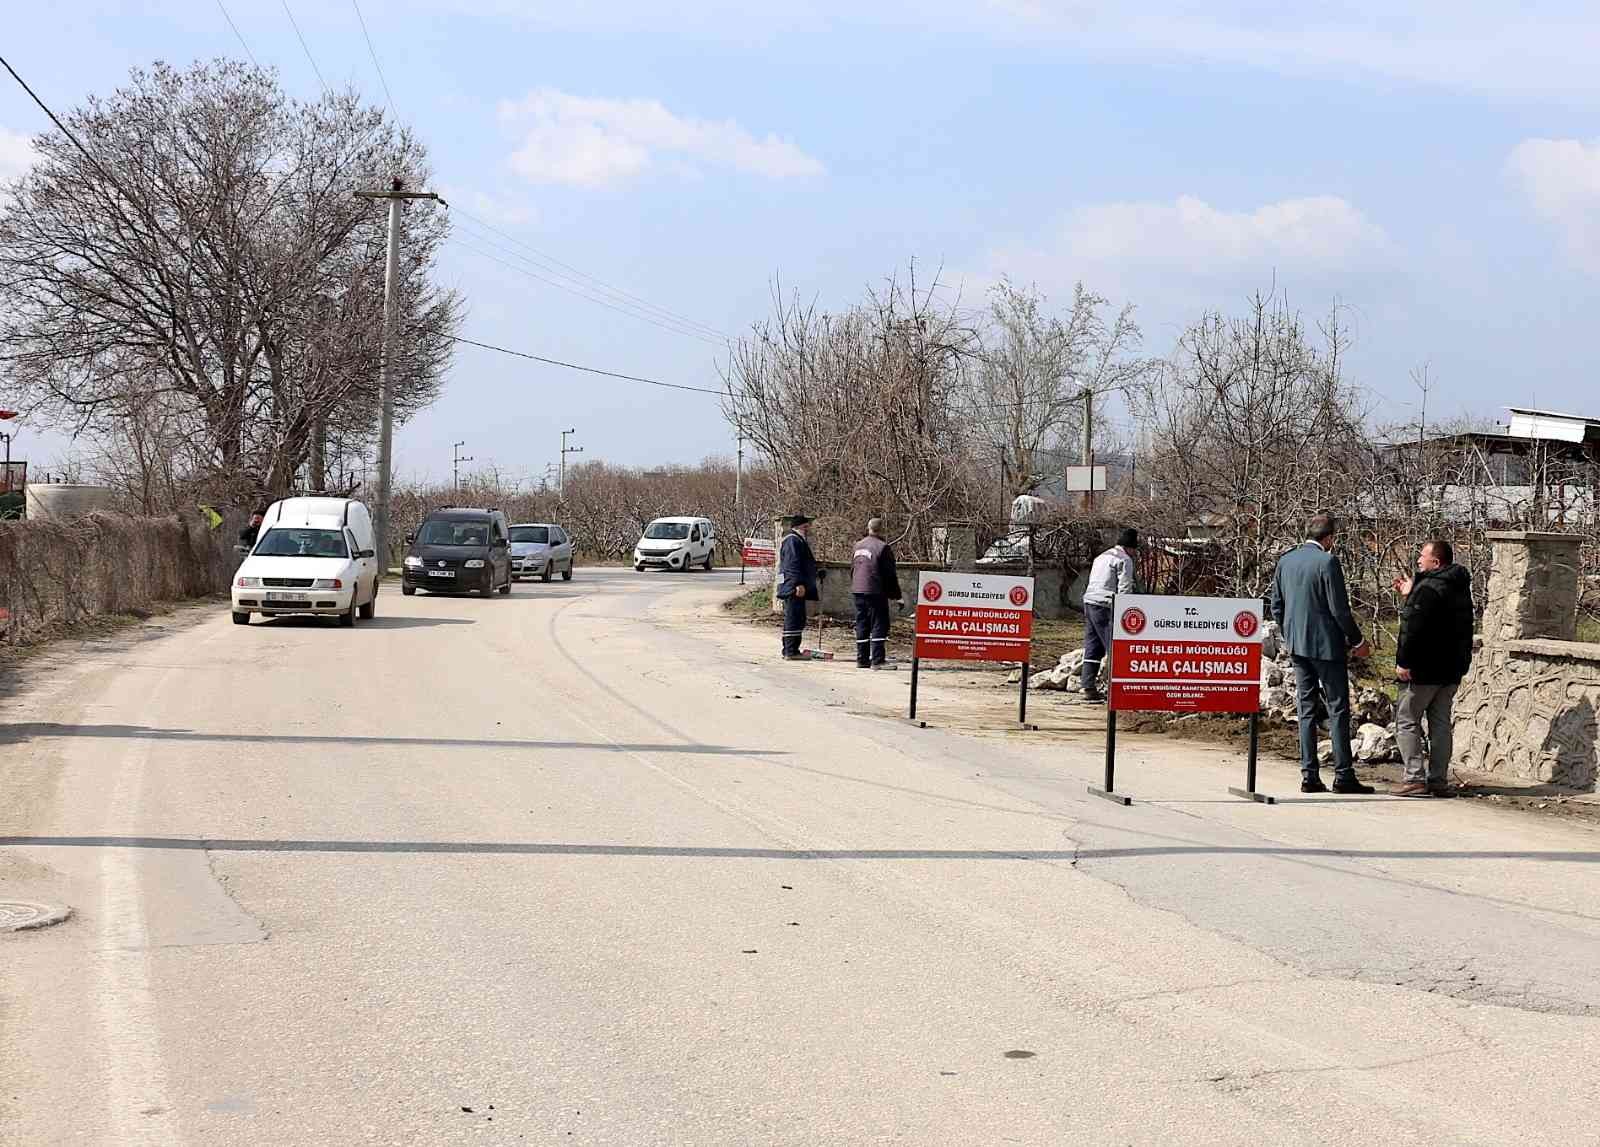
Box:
left=800, top=606, right=834, bottom=660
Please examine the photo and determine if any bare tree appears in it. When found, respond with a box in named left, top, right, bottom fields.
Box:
left=721, top=264, right=988, bottom=556
left=966, top=278, right=1147, bottom=503
left=0, top=59, right=460, bottom=507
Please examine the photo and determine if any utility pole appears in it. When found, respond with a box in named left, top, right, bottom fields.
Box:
left=452, top=441, right=473, bottom=493
left=559, top=428, right=583, bottom=496
left=735, top=429, right=744, bottom=512
left=1081, top=388, right=1095, bottom=514
left=354, top=178, right=446, bottom=573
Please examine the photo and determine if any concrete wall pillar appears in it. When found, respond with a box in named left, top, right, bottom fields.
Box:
left=1480, top=531, right=1581, bottom=645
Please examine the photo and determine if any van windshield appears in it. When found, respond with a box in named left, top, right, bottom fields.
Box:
left=509, top=526, right=549, bottom=544
left=644, top=521, right=691, bottom=540
left=254, top=528, right=349, bottom=559
left=419, top=519, right=490, bottom=547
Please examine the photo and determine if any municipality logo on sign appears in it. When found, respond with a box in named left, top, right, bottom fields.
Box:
left=922, top=580, right=944, bottom=602
left=1120, top=606, right=1148, bottom=636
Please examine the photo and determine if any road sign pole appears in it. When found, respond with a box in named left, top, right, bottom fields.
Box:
left=1018, top=660, right=1036, bottom=730
left=1089, top=706, right=1131, bottom=805
left=1229, top=711, right=1275, bottom=804
left=908, top=655, right=924, bottom=726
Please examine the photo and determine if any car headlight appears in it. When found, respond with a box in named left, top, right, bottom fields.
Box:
left=465, top=559, right=485, bottom=568
left=236, top=576, right=260, bottom=588
left=311, top=578, right=344, bottom=590
left=404, top=555, right=423, bottom=568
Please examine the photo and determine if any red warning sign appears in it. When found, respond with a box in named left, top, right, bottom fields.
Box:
left=914, top=572, right=1035, bottom=663
left=1110, top=595, right=1263, bottom=713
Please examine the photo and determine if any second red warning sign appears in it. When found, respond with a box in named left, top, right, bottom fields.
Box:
left=1109, top=594, right=1263, bottom=713
left=914, top=572, right=1035, bottom=663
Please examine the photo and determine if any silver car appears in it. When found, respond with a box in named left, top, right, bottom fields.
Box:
left=509, top=522, right=575, bottom=582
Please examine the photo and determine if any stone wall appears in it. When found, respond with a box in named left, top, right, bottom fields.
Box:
left=1452, top=532, right=1598, bottom=790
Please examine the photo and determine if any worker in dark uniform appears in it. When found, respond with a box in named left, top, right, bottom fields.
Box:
left=851, top=518, right=903, bottom=669
left=777, top=514, right=819, bottom=660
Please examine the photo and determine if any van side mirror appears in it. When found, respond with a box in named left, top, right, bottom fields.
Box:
left=404, top=532, right=416, bottom=545
left=359, top=549, right=376, bottom=559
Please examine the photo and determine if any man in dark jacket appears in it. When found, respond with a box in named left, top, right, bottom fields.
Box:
left=777, top=515, right=820, bottom=660
left=238, top=506, right=267, bottom=550
left=1392, top=538, right=1474, bottom=797
left=1269, top=513, right=1374, bottom=794
left=850, top=518, right=903, bottom=669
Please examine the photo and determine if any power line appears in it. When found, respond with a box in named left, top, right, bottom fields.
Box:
left=349, top=0, right=398, bottom=122
left=444, top=231, right=729, bottom=347
left=447, top=334, right=726, bottom=397
left=445, top=219, right=729, bottom=345
left=280, top=0, right=331, bottom=94
left=216, top=0, right=261, bottom=68
left=0, top=54, right=128, bottom=196
left=451, top=204, right=732, bottom=342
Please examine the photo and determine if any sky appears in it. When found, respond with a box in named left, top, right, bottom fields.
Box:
left=3, top=1, right=1600, bottom=485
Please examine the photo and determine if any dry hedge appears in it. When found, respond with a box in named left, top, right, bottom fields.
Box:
left=0, top=509, right=244, bottom=644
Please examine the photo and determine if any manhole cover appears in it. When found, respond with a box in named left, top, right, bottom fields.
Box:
left=0, top=900, right=73, bottom=932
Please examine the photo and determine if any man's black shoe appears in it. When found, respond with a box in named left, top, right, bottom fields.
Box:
left=1300, top=778, right=1329, bottom=794
left=1331, top=778, right=1377, bottom=795
left=1080, top=691, right=1106, bottom=704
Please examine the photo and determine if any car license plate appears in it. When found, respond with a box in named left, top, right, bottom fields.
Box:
left=427, top=569, right=456, bottom=578
left=265, top=591, right=306, bottom=602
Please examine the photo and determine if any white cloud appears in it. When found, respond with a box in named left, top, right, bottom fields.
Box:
left=1508, top=138, right=1600, bottom=270
left=0, top=127, right=36, bottom=183
left=976, top=194, right=1393, bottom=344
left=499, top=89, right=824, bottom=188
left=1052, top=194, right=1390, bottom=272
left=973, top=1, right=1600, bottom=98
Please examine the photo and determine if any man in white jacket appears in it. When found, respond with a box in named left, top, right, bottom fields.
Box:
left=1080, top=528, right=1140, bottom=701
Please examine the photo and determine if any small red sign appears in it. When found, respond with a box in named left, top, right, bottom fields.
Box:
left=922, top=580, right=944, bottom=603
left=1120, top=606, right=1147, bottom=636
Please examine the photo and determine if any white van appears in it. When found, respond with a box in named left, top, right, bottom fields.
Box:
left=232, top=497, right=380, bottom=626
left=633, top=516, right=717, bottom=572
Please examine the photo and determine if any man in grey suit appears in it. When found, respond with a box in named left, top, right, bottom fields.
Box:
left=1269, top=513, right=1376, bottom=794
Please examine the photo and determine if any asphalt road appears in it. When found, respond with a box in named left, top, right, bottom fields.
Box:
left=2, top=568, right=1598, bottom=1145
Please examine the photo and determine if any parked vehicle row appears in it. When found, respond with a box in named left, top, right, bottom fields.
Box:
left=231, top=501, right=585, bottom=627
left=231, top=500, right=728, bottom=627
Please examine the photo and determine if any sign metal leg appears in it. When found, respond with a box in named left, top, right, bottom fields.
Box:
left=1089, top=707, right=1130, bottom=805
left=1229, top=711, right=1275, bottom=803
left=908, top=655, right=925, bottom=727
left=1018, top=661, right=1036, bottom=729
